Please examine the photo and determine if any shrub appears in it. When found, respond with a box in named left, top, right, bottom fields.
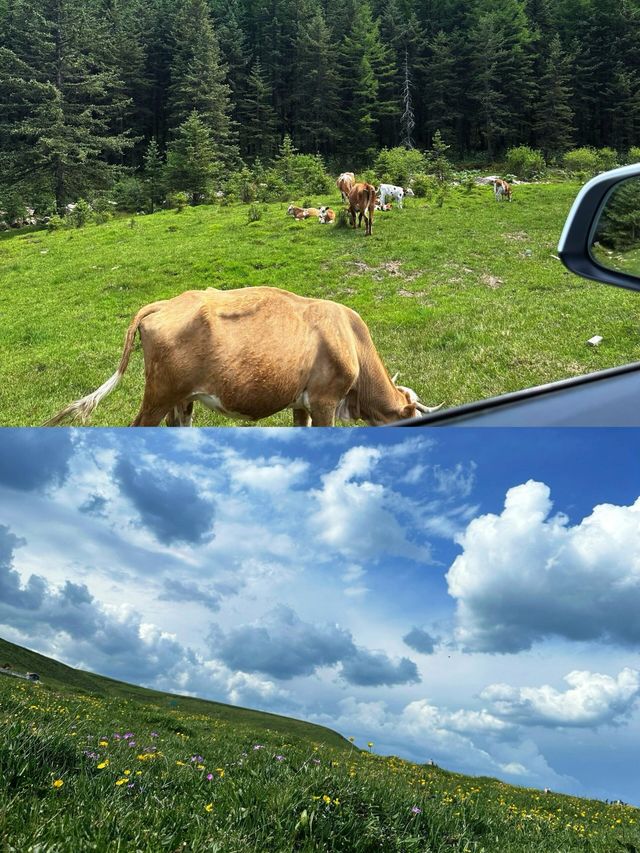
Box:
left=627, top=146, right=640, bottom=164
left=67, top=198, right=92, bottom=228
left=46, top=214, right=66, bottom=232
left=563, top=147, right=600, bottom=176
left=596, top=147, right=618, bottom=171
left=256, top=172, right=289, bottom=203
left=91, top=196, right=115, bottom=225
left=165, top=191, right=189, bottom=211
left=231, top=167, right=257, bottom=203
left=374, top=147, right=427, bottom=186
left=410, top=174, right=436, bottom=198
left=427, top=131, right=454, bottom=183
left=505, top=146, right=546, bottom=180
left=247, top=204, right=262, bottom=223
left=112, top=177, right=147, bottom=212
left=334, top=208, right=350, bottom=229
left=273, top=135, right=332, bottom=195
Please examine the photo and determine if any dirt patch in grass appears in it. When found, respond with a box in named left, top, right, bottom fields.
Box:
left=350, top=259, right=421, bottom=282
left=480, top=274, right=504, bottom=289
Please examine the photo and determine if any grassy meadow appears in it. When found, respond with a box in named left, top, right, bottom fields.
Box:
left=2, top=182, right=640, bottom=426
left=1, top=639, right=639, bottom=852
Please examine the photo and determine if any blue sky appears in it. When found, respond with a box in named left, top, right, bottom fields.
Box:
left=0, top=428, right=639, bottom=804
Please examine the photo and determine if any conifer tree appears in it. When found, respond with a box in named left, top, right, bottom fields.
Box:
left=238, top=60, right=278, bottom=160
left=291, top=4, right=339, bottom=153
left=143, top=138, right=165, bottom=211
left=166, top=110, right=218, bottom=203
left=533, top=34, right=574, bottom=155
left=169, top=0, right=238, bottom=165
left=425, top=30, right=460, bottom=147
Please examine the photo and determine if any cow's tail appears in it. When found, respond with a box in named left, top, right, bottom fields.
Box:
left=44, top=302, right=166, bottom=425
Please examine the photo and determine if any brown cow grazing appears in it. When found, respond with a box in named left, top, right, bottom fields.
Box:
left=348, top=182, right=376, bottom=236
left=44, top=287, right=441, bottom=427
left=337, top=172, right=355, bottom=202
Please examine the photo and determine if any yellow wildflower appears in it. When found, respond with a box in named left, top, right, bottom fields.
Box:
left=99, top=740, right=109, bottom=747
left=97, top=760, right=109, bottom=769
left=115, top=778, right=127, bottom=786
left=322, top=795, right=331, bottom=804
left=52, top=779, right=64, bottom=788
left=205, top=803, right=214, bottom=813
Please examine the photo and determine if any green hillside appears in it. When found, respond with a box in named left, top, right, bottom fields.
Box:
left=3, top=185, right=640, bottom=426
left=1, top=636, right=639, bottom=852
left=0, top=636, right=348, bottom=749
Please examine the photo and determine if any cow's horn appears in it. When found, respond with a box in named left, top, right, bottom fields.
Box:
left=415, top=401, right=444, bottom=414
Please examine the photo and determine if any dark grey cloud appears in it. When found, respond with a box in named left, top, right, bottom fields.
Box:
left=211, top=605, right=420, bottom=687
left=159, top=578, right=224, bottom=612
left=114, top=456, right=214, bottom=545
left=0, top=430, right=73, bottom=492
left=212, top=606, right=353, bottom=680
left=403, top=627, right=439, bottom=655
left=340, top=648, right=420, bottom=687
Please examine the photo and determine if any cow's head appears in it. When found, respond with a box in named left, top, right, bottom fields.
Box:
left=394, top=377, right=443, bottom=420
left=404, top=187, right=415, bottom=197
left=286, top=204, right=294, bottom=216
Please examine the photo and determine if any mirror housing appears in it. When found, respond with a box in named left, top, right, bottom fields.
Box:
left=558, top=163, right=640, bottom=292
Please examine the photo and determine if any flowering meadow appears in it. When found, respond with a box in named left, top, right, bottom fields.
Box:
left=1, top=674, right=639, bottom=852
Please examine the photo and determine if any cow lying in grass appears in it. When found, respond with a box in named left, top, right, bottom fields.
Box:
left=318, top=206, right=335, bottom=223
left=45, top=287, right=441, bottom=427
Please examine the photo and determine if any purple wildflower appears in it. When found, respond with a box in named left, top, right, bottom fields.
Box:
left=411, top=806, right=422, bottom=815
left=150, top=732, right=159, bottom=738
left=253, top=744, right=264, bottom=750
left=124, top=732, right=134, bottom=739
left=206, top=773, right=214, bottom=781
left=275, top=755, right=285, bottom=762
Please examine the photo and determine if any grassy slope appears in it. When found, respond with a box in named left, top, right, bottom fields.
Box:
left=1, top=637, right=640, bottom=852
left=0, top=637, right=348, bottom=749
left=2, top=183, right=639, bottom=426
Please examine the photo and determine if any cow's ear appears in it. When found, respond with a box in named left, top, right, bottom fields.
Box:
left=401, top=403, right=416, bottom=420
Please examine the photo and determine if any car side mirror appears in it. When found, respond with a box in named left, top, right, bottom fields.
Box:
left=558, top=164, right=640, bottom=292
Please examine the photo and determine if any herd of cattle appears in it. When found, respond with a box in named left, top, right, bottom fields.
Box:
left=286, top=172, right=513, bottom=237
left=286, top=172, right=415, bottom=236
left=44, top=170, right=518, bottom=428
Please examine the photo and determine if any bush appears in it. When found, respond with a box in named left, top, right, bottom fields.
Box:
left=231, top=167, right=257, bottom=203
left=91, top=196, right=115, bottom=225
left=505, top=146, right=546, bottom=180
left=165, top=191, right=189, bottom=211
left=112, top=177, right=147, bottom=212
left=563, top=147, right=600, bottom=176
left=67, top=198, right=92, bottom=228
left=46, top=214, right=66, bottom=232
left=273, top=135, right=332, bottom=195
left=334, top=208, right=351, bottom=229
left=627, top=146, right=640, bottom=164
left=410, top=173, right=436, bottom=198
left=247, top=204, right=262, bottom=223
left=373, top=147, right=427, bottom=186
left=596, top=147, right=618, bottom=171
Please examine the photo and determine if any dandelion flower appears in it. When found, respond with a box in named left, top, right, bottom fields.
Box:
left=115, top=778, right=127, bottom=786
left=205, top=803, right=214, bottom=813
left=97, top=760, right=109, bottom=769
left=216, top=768, right=225, bottom=777
left=322, top=795, right=331, bottom=804
left=98, top=740, right=109, bottom=747
left=52, top=779, right=64, bottom=788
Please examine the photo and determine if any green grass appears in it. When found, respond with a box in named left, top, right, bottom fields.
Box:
left=1, top=638, right=639, bottom=852
left=1, top=184, right=639, bottom=426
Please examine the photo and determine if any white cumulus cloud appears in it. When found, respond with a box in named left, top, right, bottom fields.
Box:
left=446, top=481, right=640, bottom=652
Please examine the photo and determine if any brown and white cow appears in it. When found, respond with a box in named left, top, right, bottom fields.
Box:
left=302, top=207, right=320, bottom=218
left=348, top=182, right=376, bottom=236
left=318, top=206, right=335, bottom=223
left=44, top=287, right=440, bottom=427
left=287, top=204, right=306, bottom=219
left=492, top=179, right=513, bottom=202
left=337, top=172, right=355, bottom=203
